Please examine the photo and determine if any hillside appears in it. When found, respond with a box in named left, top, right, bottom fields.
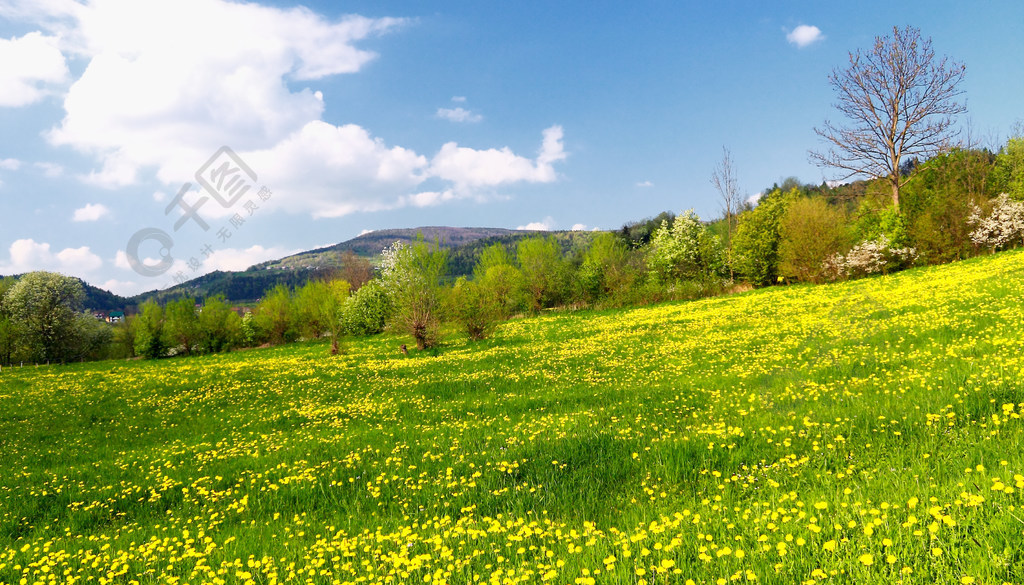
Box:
left=2, top=249, right=1023, bottom=583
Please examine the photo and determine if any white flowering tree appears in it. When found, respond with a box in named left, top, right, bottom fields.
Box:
left=968, top=194, right=1024, bottom=253
left=822, top=236, right=918, bottom=280
left=647, top=210, right=724, bottom=283
left=379, top=239, right=448, bottom=350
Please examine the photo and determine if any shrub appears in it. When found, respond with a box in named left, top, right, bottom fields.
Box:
left=342, top=279, right=392, bottom=336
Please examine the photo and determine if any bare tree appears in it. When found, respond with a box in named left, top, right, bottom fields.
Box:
left=711, top=146, right=741, bottom=278
left=810, top=26, right=966, bottom=213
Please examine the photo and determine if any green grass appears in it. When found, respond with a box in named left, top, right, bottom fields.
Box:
left=2, top=249, right=1024, bottom=584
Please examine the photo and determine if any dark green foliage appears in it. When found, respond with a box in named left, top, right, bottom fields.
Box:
left=617, top=211, right=676, bottom=248
left=132, top=301, right=167, bottom=359
left=902, top=148, right=998, bottom=263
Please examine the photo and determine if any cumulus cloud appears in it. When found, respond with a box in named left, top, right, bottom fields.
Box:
left=516, top=216, right=556, bottom=231
left=72, top=202, right=110, bottom=221
left=787, top=25, right=824, bottom=48
left=436, top=107, right=483, bottom=123
left=24, top=0, right=406, bottom=188
left=430, top=125, right=565, bottom=193
left=1, top=238, right=102, bottom=275
left=636, top=180, right=653, bottom=187
left=0, top=158, right=22, bottom=170
left=7, top=0, right=566, bottom=220
left=0, top=32, right=68, bottom=107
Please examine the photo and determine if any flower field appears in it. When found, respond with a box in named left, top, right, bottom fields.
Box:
left=2, top=250, right=1024, bottom=585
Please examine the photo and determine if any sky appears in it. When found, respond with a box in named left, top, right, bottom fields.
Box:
left=1, top=0, right=1022, bottom=296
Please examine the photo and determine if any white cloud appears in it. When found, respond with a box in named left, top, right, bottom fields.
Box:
left=1, top=238, right=102, bottom=275
left=636, top=180, right=653, bottom=187
left=202, top=245, right=298, bottom=272
left=451, top=96, right=466, bottom=103
left=31, top=0, right=406, bottom=188
left=0, top=32, right=68, bottom=107
left=72, top=202, right=110, bottom=221
left=786, top=25, right=824, bottom=48
left=8, top=0, right=565, bottom=219
left=430, top=125, right=565, bottom=192
left=747, top=192, right=764, bottom=205
left=516, top=216, right=556, bottom=231
left=436, top=107, right=483, bottom=123
left=0, top=158, right=22, bottom=170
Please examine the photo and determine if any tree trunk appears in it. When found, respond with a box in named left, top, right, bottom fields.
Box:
left=891, top=179, right=901, bottom=214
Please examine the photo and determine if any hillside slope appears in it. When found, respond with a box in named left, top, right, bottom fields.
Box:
left=2, top=249, right=1023, bottom=583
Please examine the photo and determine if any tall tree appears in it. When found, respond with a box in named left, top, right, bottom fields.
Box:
left=810, top=26, right=966, bottom=213
left=3, top=272, right=85, bottom=363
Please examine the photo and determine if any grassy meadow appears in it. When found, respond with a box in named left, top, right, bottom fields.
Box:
left=2, top=249, right=1024, bottom=585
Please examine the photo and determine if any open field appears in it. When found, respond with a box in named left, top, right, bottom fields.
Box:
left=2, top=250, right=1024, bottom=585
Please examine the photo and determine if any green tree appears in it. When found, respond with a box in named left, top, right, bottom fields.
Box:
left=447, top=277, right=499, bottom=341
left=74, top=313, right=113, bottom=361
left=132, top=301, right=168, bottom=359
left=380, top=239, right=448, bottom=350
left=311, top=279, right=351, bottom=355
left=294, top=280, right=331, bottom=339
left=473, top=243, right=525, bottom=318
left=255, top=285, right=296, bottom=345
left=778, top=197, right=851, bottom=283
left=3, top=271, right=85, bottom=363
left=994, top=137, right=1024, bottom=201
left=902, top=148, right=997, bottom=263
left=579, top=232, right=634, bottom=302
left=164, top=297, right=201, bottom=356
left=732, top=189, right=796, bottom=286
left=198, top=295, right=242, bottom=353
left=111, top=317, right=136, bottom=359
left=516, top=236, right=567, bottom=311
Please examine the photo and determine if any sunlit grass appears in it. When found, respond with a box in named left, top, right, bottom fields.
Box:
left=2, top=249, right=1023, bottom=584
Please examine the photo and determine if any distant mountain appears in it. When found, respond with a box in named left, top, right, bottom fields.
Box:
left=254, top=226, right=524, bottom=271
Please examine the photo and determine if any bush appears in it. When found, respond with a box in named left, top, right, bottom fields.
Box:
left=342, top=279, right=392, bottom=336
left=968, top=193, right=1024, bottom=252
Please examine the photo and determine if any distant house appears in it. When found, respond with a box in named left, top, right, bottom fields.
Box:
left=107, top=311, right=125, bottom=323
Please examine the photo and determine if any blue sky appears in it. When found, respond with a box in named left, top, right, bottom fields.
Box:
left=1, top=0, right=1022, bottom=295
